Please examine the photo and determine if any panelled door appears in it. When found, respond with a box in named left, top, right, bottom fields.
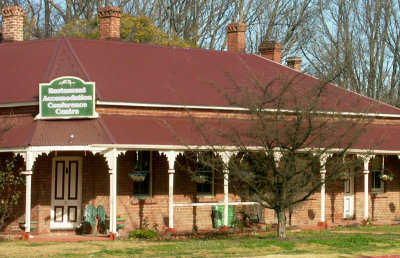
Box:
left=343, top=168, right=354, bottom=219
left=51, top=157, right=82, bottom=229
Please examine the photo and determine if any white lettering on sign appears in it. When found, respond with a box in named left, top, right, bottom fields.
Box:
left=55, top=109, right=79, bottom=115
left=48, top=88, right=86, bottom=94
left=42, top=95, right=93, bottom=101
left=48, top=102, right=88, bottom=108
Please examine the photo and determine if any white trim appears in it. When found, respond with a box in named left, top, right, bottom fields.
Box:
left=173, top=202, right=259, bottom=207
left=96, top=100, right=400, bottom=118
left=0, top=102, right=38, bottom=108
left=3, top=145, right=400, bottom=156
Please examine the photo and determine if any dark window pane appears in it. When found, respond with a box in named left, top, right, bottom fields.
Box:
left=373, top=171, right=381, bottom=189
left=133, top=173, right=150, bottom=195
left=141, top=151, right=150, bottom=171
left=197, top=181, right=212, bottom=195
left=197, top=171, right=212, bottom=195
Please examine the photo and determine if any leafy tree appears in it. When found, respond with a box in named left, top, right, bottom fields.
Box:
left=0, top=157, right=25, bottom=231
left=57, top=14, right=194, bottom=47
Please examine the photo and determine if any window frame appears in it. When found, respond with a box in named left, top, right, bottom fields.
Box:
left=371, top=155, right=384, bottom=193
left=196, top=152, right=214, bottom=197
left=133, top=151, right=152, bottom=199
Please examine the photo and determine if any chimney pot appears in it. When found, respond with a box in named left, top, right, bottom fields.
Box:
left=259, top=41, right=284, bottom=63
left=1, top=5, right=25, bottom=42
left=226, top=22, right=247, bottom=53
left=287, top=56, right=302, bottom=71
left=98, top=6, right=122, bottom=40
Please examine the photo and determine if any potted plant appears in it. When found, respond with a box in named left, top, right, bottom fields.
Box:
left=128, top=172, right=147, bottom=182
left=380, top=174, right=393, bottom=182
left=339, top=172, right=351, bottom=180
left=361, top=217, right=370, bottom=225
left=190, top=174, right=208, bottom=184
left=116, top=214, right=126, bottom=231
left=18, top=220, right=37, bottom=231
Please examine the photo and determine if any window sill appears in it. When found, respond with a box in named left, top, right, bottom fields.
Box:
left=197, top=194, right=214, bottom=199
left=371, top=189, right=384, bottom=194
left=133, top=195, right=152, bottom=200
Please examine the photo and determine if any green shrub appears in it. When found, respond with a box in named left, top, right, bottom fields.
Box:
left=129, top=229, right=158, bottom=239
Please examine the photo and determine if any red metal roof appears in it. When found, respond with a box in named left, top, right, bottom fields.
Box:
left=0, top=37, right=399, bottom=115
left=29, top=119, right=112, bottom=146
left=1, top=114, right=400, bottom=152
left=0, top=115, right=35, bottom=147
left=99, top=114, right=400, bottom=151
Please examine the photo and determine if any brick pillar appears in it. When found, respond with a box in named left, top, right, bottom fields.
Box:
left=259, top=41, right=284, bottom=63
left=98, top=6, right=122, bottom=41
left=287, top=56, right=302, bottom=71
left=226, top=22, right=247, bottom=53
left=1, top=5, right=25, bottom=42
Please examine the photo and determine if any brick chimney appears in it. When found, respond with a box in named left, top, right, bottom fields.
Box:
left=1, top=5, right=25, bottom=42
left=226, top=22, right=247, bottom=53
left=98, top=6, right=122, bottom=40
left=259, top=41, right=284, bottom=63
left=287, top=56, right=302, bottom=71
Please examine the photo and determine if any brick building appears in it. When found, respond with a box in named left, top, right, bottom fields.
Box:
left=1, top=5, right=400, bottom=240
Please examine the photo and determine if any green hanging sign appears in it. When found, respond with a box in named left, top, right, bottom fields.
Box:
left=37, top=77, right=97, bottom=119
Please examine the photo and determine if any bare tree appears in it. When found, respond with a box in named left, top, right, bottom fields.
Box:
left=176, top=66, right=370, bottom=238
left=303, top=0, right=398, bottom=105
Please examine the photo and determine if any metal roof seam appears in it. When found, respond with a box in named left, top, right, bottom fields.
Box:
left=42, top=37, right=61, bottom=83
left=23, top=117, right=37, bottom=146
left=63, top=37, right=103, bottom=99
left=97, top=116, right=117, bottom=144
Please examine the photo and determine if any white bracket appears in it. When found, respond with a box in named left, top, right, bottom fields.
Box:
left=357, top=154, right=374, bottom=173
left=103, top=149, right=125, bottom=172
left=273, top=151, right=282, bottom=163
left=15, top=150, right=43, bottom=171
left=160, top=151, right=182, bottom=173
left=219, top=151, right=236, bottom=173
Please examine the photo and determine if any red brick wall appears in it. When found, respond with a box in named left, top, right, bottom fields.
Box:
left=2, top=153, right=400, bottom=236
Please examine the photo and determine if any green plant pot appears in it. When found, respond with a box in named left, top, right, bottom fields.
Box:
left=18, top=221, right=37, bottom=231
left=116, top=218, right=126, bottom=231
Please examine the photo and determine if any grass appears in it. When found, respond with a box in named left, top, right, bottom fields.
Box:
left=1, top=225, right=400, bottom=257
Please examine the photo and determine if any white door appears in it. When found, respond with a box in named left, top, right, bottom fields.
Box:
left=51, top=157, right=82, bottom=229
left=343, top=168, right=354, bottom=219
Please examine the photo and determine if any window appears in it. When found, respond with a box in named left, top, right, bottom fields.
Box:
left=133, top=151, right=152, bottom=197
left=196, top=152, right=214, bottom=196
left=371, top=155, right=384, bottom=193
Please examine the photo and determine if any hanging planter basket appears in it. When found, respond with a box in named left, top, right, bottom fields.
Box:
left=128, top=173, right=147, bottom=182
left=190, top=175, right=208, bottom=184
left=339, top=172, right=351, bottom=180
left=380, top=174, right=393, bottom=182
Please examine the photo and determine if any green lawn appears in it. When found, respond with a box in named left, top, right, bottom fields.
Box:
left=1, top=226, right=400, bottom=257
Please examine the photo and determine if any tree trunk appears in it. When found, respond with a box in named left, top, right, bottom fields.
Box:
left=277, top=209, right=286, bottom=238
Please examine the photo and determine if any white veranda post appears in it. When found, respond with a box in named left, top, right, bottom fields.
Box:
left=220, top=152, right=234, bottom=227
left=362, top=156, right=372, bottom=219
left=105, top=148, right=119, bottom=238
left=161, top=151, right=181, bottom=229
left=319, top=154, right=329, bottom=223
left=19, top=150, right=40, bottom=239
left=22, top=151, right=34, bottom=236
